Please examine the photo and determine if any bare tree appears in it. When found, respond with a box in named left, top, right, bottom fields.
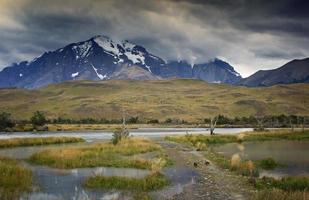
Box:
left=255, top=115, right=264, bottom=131
left=210, top=116, right=218, bottom=135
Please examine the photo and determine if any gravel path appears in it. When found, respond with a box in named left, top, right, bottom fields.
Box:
left=159, top=141, right=255, bottom=200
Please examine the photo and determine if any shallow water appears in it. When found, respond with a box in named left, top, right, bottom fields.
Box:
left=21, top=164, right=150, bottom=200
left=0, top=138, right=200, bottom=200
left=0, top=128, right=253, bottom=141
left=212, top=140, right=309, bottom=178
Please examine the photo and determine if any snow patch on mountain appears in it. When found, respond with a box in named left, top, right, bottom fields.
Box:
left=72, top=41, right=92, bottom=59
left=93, top=35, right=147, bottom=66
left=91, top=64, right=106, bottom=80
left=124, top=52, right=145, bottom=65
left=71, top=72, right=79, bottom=78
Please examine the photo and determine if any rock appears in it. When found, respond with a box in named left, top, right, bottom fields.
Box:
left=194, top=162, right=198, bottom=167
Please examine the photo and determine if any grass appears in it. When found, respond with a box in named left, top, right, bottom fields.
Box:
left=252, top=189, right=308, bottom=200
left=165, top=134, right=238, bottom=145
left=244, top=130, right=309, bottom=141
left=165, top=130, right=309, bottom=145
left=0, top=79, right=308, bottom=122
left=0, top=137, right=85, bottom=148
left=255, top=157, right=281, bottom=170
left=29, top=137, right=169, bottom=169
left=256, top=176, right=309, bottom=191
left=85, top=172, right=169, bottom=191
left=0, top=156, right=32, bottom=200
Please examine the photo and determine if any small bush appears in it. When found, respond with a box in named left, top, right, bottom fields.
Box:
left=31, top=111, right=47, bottom=127
left=147, top=119, right=159, bottom=124
left=256, top=157, right=280, bottom=170
left=0, top=112, right=15, bottom=131
left=112, top=128, right=130, bottom=145
left=231, top=154, right=241, bottom=169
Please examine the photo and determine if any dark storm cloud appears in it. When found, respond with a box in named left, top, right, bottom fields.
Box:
left=0, top=0, right=308, bottom=76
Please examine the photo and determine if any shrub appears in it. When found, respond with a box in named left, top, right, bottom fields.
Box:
left=127, top=116, right=139, bottom=124
left=0, top=112, right=15, bottom=131
left=112, top=128, right=130, bottom=145
left=147, top=119, right=159, bottom=124
left=30, top=111, right=47, bottom=127
left=256, top=157, right=280, bottom=170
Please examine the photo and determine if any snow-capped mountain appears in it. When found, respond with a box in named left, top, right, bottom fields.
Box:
left=0, top=35, right=241, bottom=88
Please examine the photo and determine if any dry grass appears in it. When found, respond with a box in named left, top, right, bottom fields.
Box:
left=0, top=156, right=32, bottom=200
left=0, top=137, right=84, bottom=148
left=29, top=137, right=168, bottom=169
left=231, top=154, right=241, bottom=169
left=252, top=189, right=309, bottom=200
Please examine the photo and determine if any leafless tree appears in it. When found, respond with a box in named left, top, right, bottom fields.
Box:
left=210, top=116, right=218, bottom=135
left=255, top=115, right=264, bottom=131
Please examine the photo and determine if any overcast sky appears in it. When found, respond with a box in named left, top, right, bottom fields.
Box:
left=0, top=0, right=308, bottom=77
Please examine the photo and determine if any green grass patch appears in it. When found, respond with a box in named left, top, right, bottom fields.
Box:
left=165, top=134, right=238, bottom=145
left=29, top=138, right=169, bottom=169
left=0, top=156, right=32, bottom=200
left=255, top=157, right=282, bottom=170
left=256, top=176, right=309, bottom=191
left=0, top=137, right=85, bottom=148
left=165, top=130, right=309, bottom=146
left=85, top=172, right=169, bottom=191
left=244, top=130, right=309, bottom=142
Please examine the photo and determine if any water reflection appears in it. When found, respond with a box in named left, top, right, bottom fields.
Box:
left=212, top=140, right=309, bottom=178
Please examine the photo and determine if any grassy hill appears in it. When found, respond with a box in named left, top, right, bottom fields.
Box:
left=0, top=79, right=308, bottom=122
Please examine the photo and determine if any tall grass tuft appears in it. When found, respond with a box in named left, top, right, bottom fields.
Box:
left=0, top=156, right=32, bottom=200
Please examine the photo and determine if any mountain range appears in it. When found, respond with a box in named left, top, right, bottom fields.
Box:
left=238, top=58, right=309, bottom=87
left=0, top=35, right=308, bottom=89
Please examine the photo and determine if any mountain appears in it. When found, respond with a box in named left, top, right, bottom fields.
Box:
left=192, top=59, right=241, bottom=84
left=238, top=58, right=309, bottom=87
left=0, top=35, right=241, bottom=88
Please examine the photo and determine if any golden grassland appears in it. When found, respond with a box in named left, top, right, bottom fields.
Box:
left=0, top=79, right=308, bottom=121
left=0, top=156, right=32, bottom=200
left=0, top=137, right=84, bottom=148
left=29, top=137, right=170, bottom=169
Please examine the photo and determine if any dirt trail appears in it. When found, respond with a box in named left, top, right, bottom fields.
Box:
left=159, top=141, right=255, bottom=200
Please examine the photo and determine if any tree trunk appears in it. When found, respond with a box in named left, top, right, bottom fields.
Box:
left=210, top=117, right=218, bottom=135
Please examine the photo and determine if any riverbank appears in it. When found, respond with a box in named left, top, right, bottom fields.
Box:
left=165, top=129, right=309, bottom=199
left=6, top=123, right=308, bottom=132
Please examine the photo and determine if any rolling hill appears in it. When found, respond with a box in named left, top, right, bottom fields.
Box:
left=0, top=79, right=308, bottom=122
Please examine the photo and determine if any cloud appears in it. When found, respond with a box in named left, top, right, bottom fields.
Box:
left=0, top=0, right=308, bottom=77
